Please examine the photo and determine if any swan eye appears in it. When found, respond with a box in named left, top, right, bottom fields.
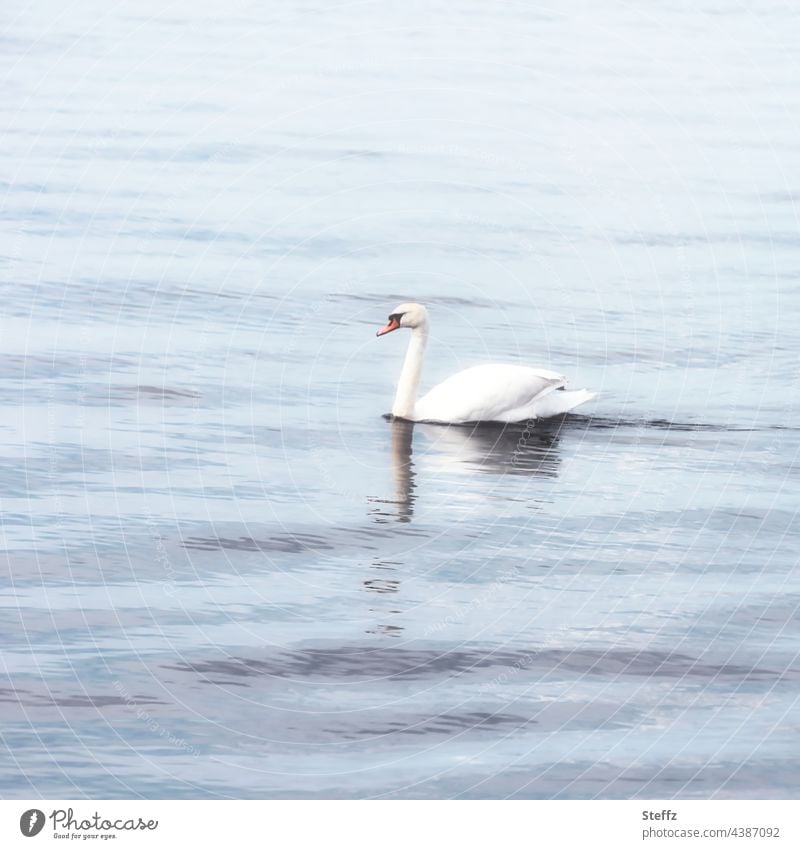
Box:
left=388, top=312, right=404, bottom=323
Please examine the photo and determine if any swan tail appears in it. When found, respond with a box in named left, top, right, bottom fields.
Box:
left=537, top=388, right=595, bottom=418
left=506, top=388, right=595, bottom=422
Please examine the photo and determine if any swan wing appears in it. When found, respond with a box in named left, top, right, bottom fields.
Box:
left=413, top=364, right=567, bottom=423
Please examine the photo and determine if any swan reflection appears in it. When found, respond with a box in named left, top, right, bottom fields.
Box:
left=414, top=420, right=562, bottom=478
left=367, top=418, right=417, bottom=523
left=371, top=417, right=563, bottom=524
left=364, top=418, right=565, bottom=637
left=390, top=418, right=417, bottom=522
left=363, top=557, right=404, bottom=637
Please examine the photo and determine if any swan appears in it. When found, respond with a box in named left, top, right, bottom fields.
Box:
left=376, top=302, right=595, bottom=424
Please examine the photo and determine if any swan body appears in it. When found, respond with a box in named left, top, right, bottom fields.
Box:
left=376, top=303, right=595, bottom=424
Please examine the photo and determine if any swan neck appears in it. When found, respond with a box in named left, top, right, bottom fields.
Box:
left=392, top=325, right=428, bottom=419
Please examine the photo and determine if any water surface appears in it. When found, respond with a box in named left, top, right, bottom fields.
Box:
left=1, top=0, right=799, bottom=798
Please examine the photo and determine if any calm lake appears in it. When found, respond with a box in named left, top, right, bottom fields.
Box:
left=1, top=0, right=799, bottom=798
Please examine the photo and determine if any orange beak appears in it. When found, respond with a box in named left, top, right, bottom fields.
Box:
left=376, top=317, right=401, bottom=337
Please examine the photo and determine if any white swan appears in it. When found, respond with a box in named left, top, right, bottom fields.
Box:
left=376, top=302, right=595, bottom=424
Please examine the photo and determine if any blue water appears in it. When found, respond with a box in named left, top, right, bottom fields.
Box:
left=1, top=0, right=799, bottom=798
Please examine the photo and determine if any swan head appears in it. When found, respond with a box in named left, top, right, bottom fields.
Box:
left=376, top=302, right=428, bottom=336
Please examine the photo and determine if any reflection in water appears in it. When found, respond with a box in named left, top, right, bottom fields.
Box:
left=363, top=421, right=417, bottom=638
left=368, top=418, right=417, bottom=523
left=363, top=418, right=565, bottom=638
left=364, top=610, right=403, bottom=637
left=363, top=558, right=404, bottom=638
left=390, top=419, right=416, bottom=522
left=416, top=420, right=562, bottom=478
left=363, top=563, right=401, bottom=594
left=370, top=418, right=564, bottom=522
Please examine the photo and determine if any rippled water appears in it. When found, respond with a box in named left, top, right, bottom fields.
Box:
left=2, top=0, right=799, bottom=798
